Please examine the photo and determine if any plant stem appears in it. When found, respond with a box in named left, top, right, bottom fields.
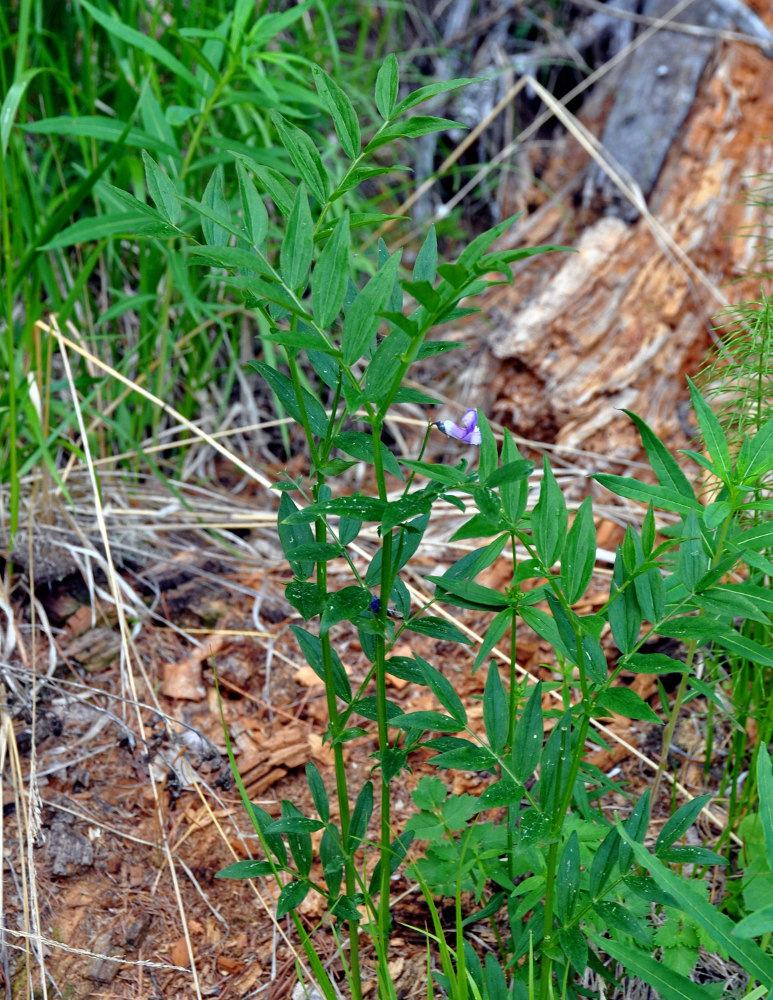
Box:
left=372, top=417, right=394, bottom=986
left=317, top=544, right=362, bottom=1000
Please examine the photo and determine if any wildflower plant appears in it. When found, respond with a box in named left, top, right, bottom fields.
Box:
left=97, top=45, right=773, bottom=1000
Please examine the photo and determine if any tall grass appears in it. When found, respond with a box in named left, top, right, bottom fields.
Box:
left=1, top=0, right=405, bottom=534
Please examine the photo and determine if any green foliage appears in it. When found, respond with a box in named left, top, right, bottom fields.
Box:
left=13, top=2, right=773, bottom=994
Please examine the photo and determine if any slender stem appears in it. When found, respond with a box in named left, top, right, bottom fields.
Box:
left=539, top=708, right=591, bottom=1000
left=507, top=591, right=518, bottom=882
left=371, top=416, right=395, bottom=987
left=317, top=538, right=362, bottom=1000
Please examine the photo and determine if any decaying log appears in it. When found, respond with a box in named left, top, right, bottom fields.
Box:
left=584, top=0, right=734, bottom=221
left=484, top=32, right=773, bottom=456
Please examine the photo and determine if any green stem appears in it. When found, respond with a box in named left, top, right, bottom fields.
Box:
left=372, top=416, right=394, bottom=986
left=539, top=707, right=591, bottom=1000
left=507, top=597, right=518, bottom=882
left=317, top=539, right=362, bottom=1000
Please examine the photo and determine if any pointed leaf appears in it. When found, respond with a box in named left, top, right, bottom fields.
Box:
left=236, top=160, right=268, bottom=246
left=312, top=212, right=350, bottom=327
left=277, top=880, right=310, bottom=917
left=532, top=458, right=567, bottom=567
left=312, top=65, right=360, bottom=159
left=342, top=251, right=401, bottom=363
left=141, top=150, right=180, bottom=225
left=375, top=54, right=399, bottom=119
left=271, top=111, right=330, bottom=203
left=281, top=184, right=313, bottom=291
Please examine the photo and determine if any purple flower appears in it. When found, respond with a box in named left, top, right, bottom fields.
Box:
left=434, top=408, right=481, bottom=445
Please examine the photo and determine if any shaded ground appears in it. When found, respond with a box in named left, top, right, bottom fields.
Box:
left=4, top=4, right=773, bottom=997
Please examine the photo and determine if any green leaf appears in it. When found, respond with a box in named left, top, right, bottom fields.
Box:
left=656, top=795, right=712, bottom=852
left=277, top=880, right=310, bottom=918
left=511, top=682, right=543, bottom=782
left=430, top=744, right=497, bottom=770
left=266, top=815, right=325, bottom=835
left=581, top=634, right=608, bottom=686
left=619, top=828, right=773, bottom=985
left=249, top=163, right=296, bottom=217
left=474, top=608, right=511, bottom=673
left=757, top=746, right=773, bottom=873
left=365, top=116, right=465, bottom=154
left=246, top=803, right=287, bottom=866
left=678, top=510, right=706, bottom=594
left=484, top=460, right=533, bottom=489
left=478, top=777, right=523, bottom=810
left=390, top=710, right=464, bottom=733
left=2, top=68, right=43, bottom=157
left=320, top=587, right=371, bottom=635
left=279, top=802, right=314, bottom=877
left=427, top=575, right=510, bottom=611
left=688, top=377, right=731, bottom=481
left=623, top=409, right=696, bottom=499
left=597, top=687, right=660, bottom=723
left=229, top=0, right=254, bottom=47
left=312, top=65, right=360, bottom=159
left=186, top=244, right=270, bottom=276
left=141, top=150, right=180, bottom=225
left=419, top=656, right=467, bottom=725
left=400, top=460, right=466, bottom=486
left=341, top=251, right=401, bottom=364
left=588, top=827, right=619, bottom=897
left=500, top=431, right=529, bottom=523
left=285, top=580, right=322, bottom=620
left=236, top=160, right=268, bottom=246
left=290, top=626, right=352, bottom=702
left=733, top=902, right=773, bottom=939
left=281, top=184, right=313, bottom=291
left=483, top=665, right=509, bottom=756
left=289, top=543, right=343, bottom=562
left=393, top=77, right=480, bottom=117
left=40, top=212, right=178, bottom=249
left=282, top=494, right=386, bottom=524
left=405, top=616, right=473, bottom=645
left=709, top=627, right=773, bottom=668
left=201, top=165, right=229, bottom=247
left=312, top=212, right=350, bottom=327
left=271, top=111, right=330, bottom=203
left=261, top=328, right=334, bottom=352
left=617, top=790, right=650, bottom=874
left=76, top=0, right=203, bottom=94
left=349, top=782, right=373, bottom=851
left=693, top=586, right=771, bottom=626
left=364, top=328, right=410, bottom=402
left=375, top=53, right=399, bottom=119
left=215, top=859, right=275, bottom=879
left=532, top=458, right=567, bottom=567
left=278, top=493, right=315, bottom=580
left=594, top=474, right=701, bottom=514
left=413, top=226, right=437, bottom=283
left=563, top=497, right=596, bottom=604
left=333, top=430, right=403, bottom=479
left=247, top=361, right=328, bottom=437
left=658, top=846, right=727, bottom=866
left=626, top=652, right=688, bottom=674
left=556, top=832, right=580, bottom=923
left=586, top=932, right=709, bottom=1000
left=608, top=548, right=641, bottom=655
left=744, top=412, right=773, bottom=480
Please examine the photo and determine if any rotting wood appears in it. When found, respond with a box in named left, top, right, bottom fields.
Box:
left=583, top=0, right=736, bottom=221
left=484, top=35, right=773, bottom=457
